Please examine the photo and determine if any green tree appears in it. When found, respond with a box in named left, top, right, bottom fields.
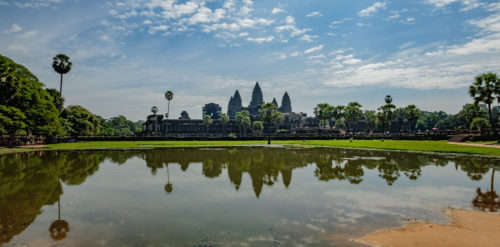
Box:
left=313, top=103, right=333, bottom=129
left=458, top=104, right=487, bottom=129
left=1, top=54, right=63, bottom=137
left=52, top=54, right=72, bottom=98
left=259, top=102, right=280, bottom=144
left=377, top=95, right=396, bottom=133
left=203, top=114, right=213, bottom=133
left=253, top=121, right=263, bottom=136
left=46, top=88, right=65, bottom=112
left=218, top=113, right=229, bottom=133
left=235, top=110, right=249, bottom=135
left=404, top=105, right=421, bottom=133
left=469, top=73, right=500, bottom=137
left=0, top=105, right=26, bottom=136
left=364, top=110, right=376, bottom=133
left=60, top=105, right=100, bottom=137
left=241, top=116, right=251, bottom=135
left=164, top=90, right=173, bottom=119
left=471, top=117, right=490, bottom=136
left=344, top=102, right=363, bottom=134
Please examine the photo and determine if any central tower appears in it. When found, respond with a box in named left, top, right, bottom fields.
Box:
left=249, top=82, right=264, bottom=108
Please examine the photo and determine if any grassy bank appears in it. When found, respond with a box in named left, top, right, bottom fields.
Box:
left=1, top=140, right=500, bottom=156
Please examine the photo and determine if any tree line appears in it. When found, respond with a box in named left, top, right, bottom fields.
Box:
left=0, top=54, right=142, bottom=139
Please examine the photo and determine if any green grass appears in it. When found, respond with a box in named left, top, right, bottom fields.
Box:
left=2, top=140, right=500, bottom=156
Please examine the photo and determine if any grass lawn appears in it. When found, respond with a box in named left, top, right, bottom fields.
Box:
left=2, top=140, right=500, bottom=156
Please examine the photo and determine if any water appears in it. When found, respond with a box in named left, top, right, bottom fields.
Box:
left=0, top=147, right=499, bottom=246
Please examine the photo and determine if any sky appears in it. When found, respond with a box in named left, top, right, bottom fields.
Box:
left=1, top=0, right=500, bottom=121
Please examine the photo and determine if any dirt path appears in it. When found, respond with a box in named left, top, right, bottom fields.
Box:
left=448, top=142, right=500, bottom=149
left=354, top=209, right=500, bottom=247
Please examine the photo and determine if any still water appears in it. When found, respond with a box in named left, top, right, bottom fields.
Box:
left=1, top=147, right=499, bottom=246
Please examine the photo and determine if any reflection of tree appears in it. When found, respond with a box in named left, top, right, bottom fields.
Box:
left=49, top=190, right=70, bottom=241
left=472, top=168, right=500, bottom=212
left=0, top=151, right=106, bottom=245
left=165, top=164, right=173, bottom=194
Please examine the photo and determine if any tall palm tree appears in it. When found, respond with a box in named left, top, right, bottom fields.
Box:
left=469, top=73, right=500, bottom=137
left=52, top=54, right=72, bottom=98
left=165, top=91, right=174, bottom=119
left=218, top=113, right=229, bottom=134
left=259, top=102, right=279, bottom=144
left=203, top=114, right=213, bottom=133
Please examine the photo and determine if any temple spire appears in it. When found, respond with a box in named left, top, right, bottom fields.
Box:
left=249, top=82, right=264, bottom=108
left=279, top=92, right=292, bottom=113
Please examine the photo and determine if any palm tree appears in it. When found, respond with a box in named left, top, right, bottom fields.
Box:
left=259, top=102, right=279, bottom=144
left=151, top=106, right=158, bottom=115
left=313, top=103, right=334, bottom=130
left=241, top=116, right=251, bottom=135
left=164, top=90, right=174, bottom=119
left=403, top=105, right=421, bottom=133
left=469, top=73, right=500, bottom=137
left=52, top=54, right=72, bottom=98
left=344, top=102, right=363, bottom=135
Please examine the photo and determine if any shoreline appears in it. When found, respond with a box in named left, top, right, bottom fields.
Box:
left=2, top=140, right=500, bottom=157
left=354, top=209, right=500, bottom=247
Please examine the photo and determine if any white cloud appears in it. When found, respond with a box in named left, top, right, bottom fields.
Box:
left=285, top=15, right=295, bottom=24
left=305, top=45, right=324, bottom=54
left=330, top=18, right=352, bottom=28
left=423, top=0, right=482, bottom=11
left=19, top=30, right=38, bottom=38
left=299, top=34, right=318, bottom=42
left=306, top=11, right=322, bottom=18
left=358, top=2, right=387, bottom=17
left=290, top=52, right=300, bottom=57
left=271, top=7, right=285, bottom=14
left=4, top=24, right=22, bottom=33
left=247, top=36, right=274, bottom=43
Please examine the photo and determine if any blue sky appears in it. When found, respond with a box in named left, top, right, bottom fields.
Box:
left=1, top=0, right=500, bottom=120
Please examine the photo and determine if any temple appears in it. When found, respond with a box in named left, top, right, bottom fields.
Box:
left=141, top=82, right=317, bottom=136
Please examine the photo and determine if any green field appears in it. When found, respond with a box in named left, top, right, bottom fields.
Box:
left=2, top=140, right=500, bottom=156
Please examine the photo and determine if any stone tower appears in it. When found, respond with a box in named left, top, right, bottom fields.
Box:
left=249, top=82, right=264, bottom=108
left=272, top=98, right=279, bottom=107
left=227, top=90, right=242, bottom=117
left=279, top=92, right=292, bottom=113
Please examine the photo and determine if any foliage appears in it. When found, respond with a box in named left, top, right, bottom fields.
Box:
left=164, top=90, right=173, bottom=118
left=60, top=105, right=100, bottom=137
left=0, top=54, right=63, bottom=137
left=313, top=103, right=334, bottom=128
left=458, top=104, right=487, bottom=129
left=469, top=72, right=500, bottom=134
left=377, top=98, right=396, bottom=132
left=471, top=117, right=490, bottom=132
left=252, top=121, right=263, bottom=131
left=98, top=115, right=140, bottom=136
left=344, top=102, right=363, bottom=132
left=0, top=105, right=26, bottom=135
left=203, top=114, right=213, bottom=132
left=52, top=54, right=72, bottom=97
left=241, top=116, right=251, bottom=133
left=403, top=105, right=421, bottom=132
left=46, top=88, right=65, bottom=112
left=364, top=110, right=376, bottom=132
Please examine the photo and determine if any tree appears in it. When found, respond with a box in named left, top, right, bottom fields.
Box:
left=458, top=104, right=487, bottom=130
left=471, top=117, right=490, bottom=136
left=253, top=121, right=263, bottom=136
left=52, top=54, right=72, bottom=98
left=469, top=73, right=500, bottom=137
left=313, top=103, right=334, bottom=129
left=203, top=114, right=213, bottom=133
left=235, top=110, right=249, bottom=135
left=241, top=116, right=251, bottom=135
left=151, top=106, right=158, bottom=115
left=377, top=95, right=396, bottom=134
left=344, top=102, right=363, bottom=134
left=164, top=90, right=173, bottom=119
left=364, top=110, right=376, bottom=133
left=1, top=54, right=62, bottom=137
left=46, top=88, right=65, bottom=112
left=0, top=105, right=26, bottom=136
left=60, top=105, right=100, bottom=137
left=404, top=105, right=421, bottom=133
left=218, top=113, right=229, bottom=133
left=259, top=102, right=280, bottom=144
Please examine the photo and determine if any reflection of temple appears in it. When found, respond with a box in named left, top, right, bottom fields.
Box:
left=141, top=82, right=317, bottom=136
left=2, top=148, right=500, bottom=244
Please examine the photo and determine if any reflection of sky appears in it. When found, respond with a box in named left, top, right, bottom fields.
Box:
left=6, top=154, right=498, bottom=247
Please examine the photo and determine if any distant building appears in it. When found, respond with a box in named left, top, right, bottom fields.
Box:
left=202, top=103, right=222, bottom=119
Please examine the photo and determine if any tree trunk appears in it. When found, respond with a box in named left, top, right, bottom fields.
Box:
left=167, top=101, right=170, bottom=119
left=492, top=168, right=495, bottom=191
left=267, top=134, right=271, bottom=145
left=59, top=74, right=63, bottom=97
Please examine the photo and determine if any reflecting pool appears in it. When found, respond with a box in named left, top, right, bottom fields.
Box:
left=1, top=147, right=499, bottom=246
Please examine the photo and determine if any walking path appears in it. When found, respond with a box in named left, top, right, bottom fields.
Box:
left=447, top=142, right=500, bottom=149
